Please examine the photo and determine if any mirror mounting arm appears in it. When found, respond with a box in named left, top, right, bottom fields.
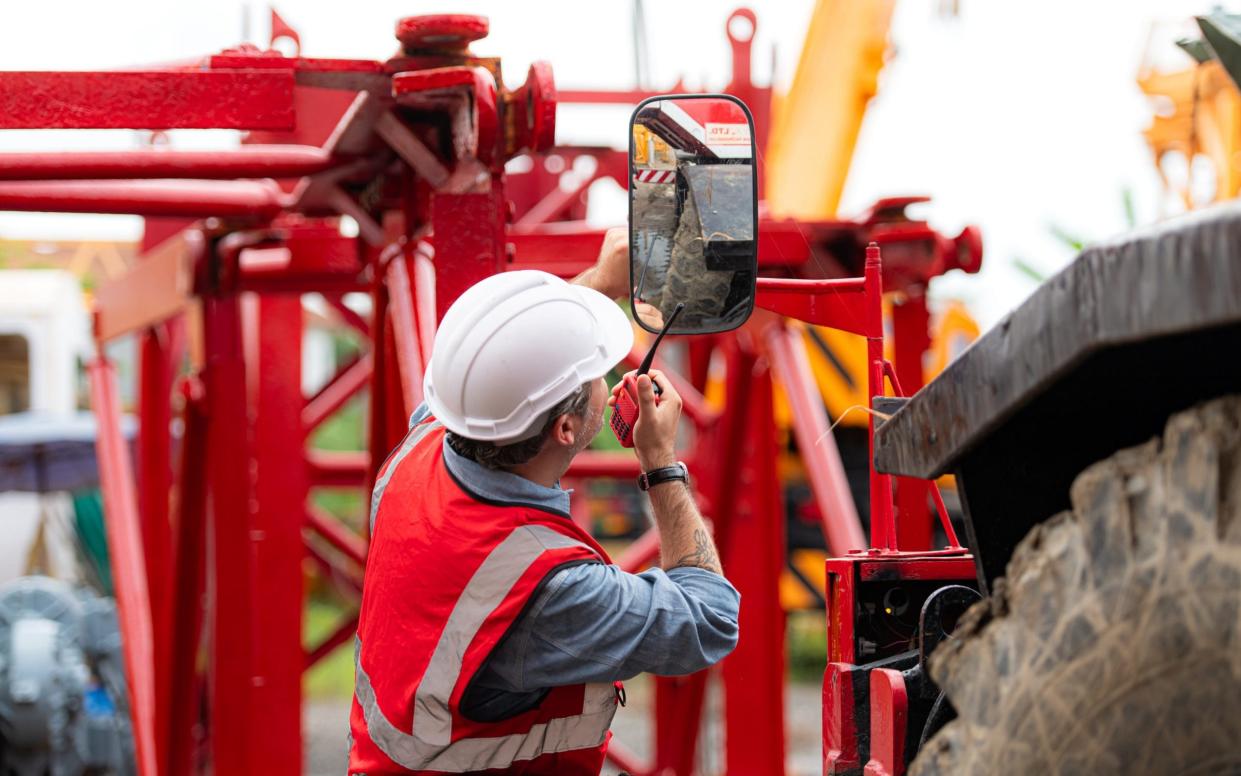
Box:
left=754, top=242, right=884, bottom=340
left=753, top=278, right=872, bottom=339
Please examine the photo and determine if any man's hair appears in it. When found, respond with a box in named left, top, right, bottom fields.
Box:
left=447, top=381, right=593, bottom=470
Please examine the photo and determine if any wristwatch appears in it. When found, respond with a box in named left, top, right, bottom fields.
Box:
left=638, top=461, right=690, bottom=491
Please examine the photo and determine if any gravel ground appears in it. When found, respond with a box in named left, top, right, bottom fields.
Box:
left=305, top=678, right=823, bottom=775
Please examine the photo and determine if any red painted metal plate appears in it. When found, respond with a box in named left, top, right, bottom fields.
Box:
left=0, top=70, right=295, bottom=129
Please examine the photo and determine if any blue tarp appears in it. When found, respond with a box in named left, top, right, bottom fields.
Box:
left=0, top=412, right=135, bottom=493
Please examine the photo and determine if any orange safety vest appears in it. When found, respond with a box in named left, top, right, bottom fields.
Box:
left=349, top=418, right=618, bottom=775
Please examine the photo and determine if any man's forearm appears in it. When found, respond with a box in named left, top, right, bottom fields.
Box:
left=648, top=481, right=722, bottom=575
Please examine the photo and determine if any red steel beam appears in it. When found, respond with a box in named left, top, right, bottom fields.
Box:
left=565, top=452, right=643, bottom=480
left=890, top=295, right=934, bottom=550
left=765, top=322, right=866, bottom=555
left=306, top=542, right=364, bottom=596
left=305, top=504, right=369, bottom=567
left=202, top=292, right=262, bottom=774
left=755, top=276, right=871, bottom=338
left=305, top=612, right=361, bottom=669
left=604, top=740, right=651, bottom=776
left=249, top=295, right=305, bottom=776
left=508, top=220, right=822, bottom=279
left=94, top=233, right=195, bottom=342
left=167, top=378, right=209, bottom=776
left=0, top=179, right=288, bottom=217
left=325, top=294, right=371, bottom=336
left=512, top=173, right=597, bottom=228
left=88, top=357, right=158, bottom=776
left=307, top=449, right=370, bottom=487
left=617, top=342, right=719, bottom=430
left=302, top=352, right=373, bottom=432
left=136, top=323, right=178, bottom=776
left=0, top=145, right=336, bottom=180
left=714, top=345, right=786, bottom=776
left=0, top=70, right=295, bottom=129
left=653, top=672, right=709, bottom=776
left=386, top=250, right=426, bottom=415
left=614, top=527, right=660, bottom=575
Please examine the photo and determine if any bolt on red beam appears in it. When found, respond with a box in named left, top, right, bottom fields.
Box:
left=0, top=179, right=288, bottom=218
left=0, top=70, right=295, bottom=129
left=0, top=146, right=336, bottom=180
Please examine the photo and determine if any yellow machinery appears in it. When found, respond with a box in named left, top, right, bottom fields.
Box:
left=765, top=0, right=897, bottom=220
left=1140, top=51, right=1241, bottom=208
left=755, top=0, right=985, bottom=608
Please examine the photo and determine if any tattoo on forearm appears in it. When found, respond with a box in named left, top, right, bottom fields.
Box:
left=673, top=527, right=722, bottom=574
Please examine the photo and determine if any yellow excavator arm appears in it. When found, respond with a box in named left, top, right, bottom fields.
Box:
left=765, top=0, right=896, bottom=219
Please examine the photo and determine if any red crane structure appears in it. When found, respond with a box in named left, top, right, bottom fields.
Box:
left=0, top=10, right=981, bottom=775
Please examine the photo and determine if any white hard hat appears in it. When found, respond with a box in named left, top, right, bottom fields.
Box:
left=423, top=270, right=634, bottom=444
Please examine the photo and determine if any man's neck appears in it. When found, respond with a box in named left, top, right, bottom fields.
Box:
left=507, top=456, right=565, bottom=489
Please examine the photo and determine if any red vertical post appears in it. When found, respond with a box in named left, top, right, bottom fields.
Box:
left=430, top=184, right=506, bottom=320
left=367, top=280, right=394, bottom=505
left=865, top=244, right=895, bottom=550
left=652, top=673, right=708, bottom=775
left=136, top=322, right=178, bottom=776
left=890, top=295, right=933, bottom=549
left=202, top=291, right=260, bottom=774
left=88, top=356, right=158, bottom=776
left=249, top=294, right=306, bottom=775
left=716, top=341, right=786, bottom=776
left=167, top=377, right=208, bottom=776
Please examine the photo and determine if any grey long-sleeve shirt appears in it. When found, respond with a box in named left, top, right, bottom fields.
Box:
left=406, top=405, right=740, bottom=720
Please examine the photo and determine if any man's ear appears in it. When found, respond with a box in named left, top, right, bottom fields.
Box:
left=551, top=413, right=578, bottom=448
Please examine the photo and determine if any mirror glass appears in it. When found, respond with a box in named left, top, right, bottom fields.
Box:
left=628, top=95, right=758, bottom=334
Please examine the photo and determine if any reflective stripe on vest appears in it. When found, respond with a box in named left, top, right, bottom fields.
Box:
left=354, top=523, right=615, bottom=772
left=369, top=419, right=442, bottom=535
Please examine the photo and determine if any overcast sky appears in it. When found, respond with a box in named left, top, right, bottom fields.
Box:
left=0, top=0, right=1233, bottom=328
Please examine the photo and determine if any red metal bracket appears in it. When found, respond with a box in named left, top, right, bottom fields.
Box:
left=864, top=669, right=908, bottom=776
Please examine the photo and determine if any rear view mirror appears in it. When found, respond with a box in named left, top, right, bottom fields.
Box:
left=628, top=94, right=758, bottom=335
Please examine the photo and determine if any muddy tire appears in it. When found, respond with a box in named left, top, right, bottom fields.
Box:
left=911, top=396, right=1241, bottom=775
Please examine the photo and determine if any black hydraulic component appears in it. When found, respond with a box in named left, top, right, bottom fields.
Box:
left=917, top=584, right=981, bottom=669
left=680, top=164, right=755, bottom=272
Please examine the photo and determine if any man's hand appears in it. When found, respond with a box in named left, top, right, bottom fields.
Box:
left=609, top=368, right=681, bottom=471
left=572, top=227, right=630, bottom=300
left=609, top=369, right=723, bottom=575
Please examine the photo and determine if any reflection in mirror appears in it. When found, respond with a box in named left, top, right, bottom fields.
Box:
left=629, top=96, right=757, bottom=335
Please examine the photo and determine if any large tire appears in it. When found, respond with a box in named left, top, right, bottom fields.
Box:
left=911, top=396, right=1241, bottom=775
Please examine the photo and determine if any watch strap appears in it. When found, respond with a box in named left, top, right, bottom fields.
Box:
left=639, top=462, right=689, bottom=491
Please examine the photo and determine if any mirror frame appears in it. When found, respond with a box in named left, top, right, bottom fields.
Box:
left=627, top=93, right=760, bottom=336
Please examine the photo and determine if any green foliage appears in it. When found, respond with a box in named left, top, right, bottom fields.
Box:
left=304, top=598, right=358, bottom=699
left=1011, top=257, right=1049, bottom=284
left=786, top=611, right=828, bottom=683
left=312, top=392, right=367, bottom=452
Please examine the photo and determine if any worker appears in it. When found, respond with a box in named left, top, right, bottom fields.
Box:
left=348, top=228, right=740, bottom=775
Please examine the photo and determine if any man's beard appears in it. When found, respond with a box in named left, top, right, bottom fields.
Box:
left=568, top=403, right=605, bottom=461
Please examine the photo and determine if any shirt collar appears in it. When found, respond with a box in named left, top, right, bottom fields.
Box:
left=411, top=405, right=572, bottom=517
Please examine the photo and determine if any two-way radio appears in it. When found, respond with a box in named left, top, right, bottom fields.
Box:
left=610, top=302, right=684, bottom=448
